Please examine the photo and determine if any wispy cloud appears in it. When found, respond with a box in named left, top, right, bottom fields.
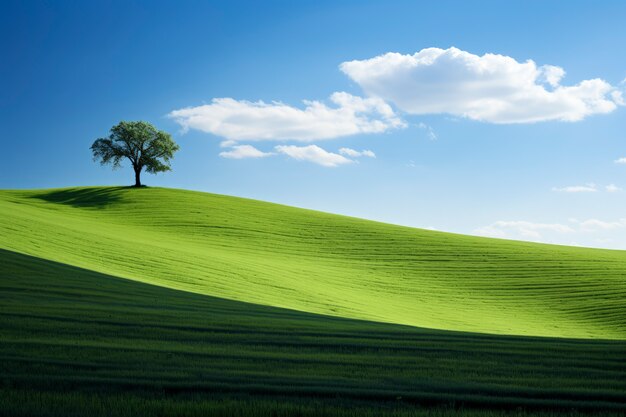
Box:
left=169, top=92, right=405, bottom=142
left=475, top=217, right=626, bottom=247
left=474, top=221, right=574, bottom=240
left=218, top=143, right=377, bottom=167
left=340, top=47, right=623, bottom=124
left=219, top=145, right=274, bottom=159
left=615, top=157, right=626, bottom=164
left=605, top=184, right=622, bottom=193
left=275, top=145, right=354, bottom=167
left=338, top=148, right=376, bottom=158
left=574, top=218, right=626, bottom=232
left=418, top=122, right=437, bottom=140
left=220, top=140, right=237, bottom=148
left=551, top=183, right=622, bottom=193
left=552, top=183, right=597, bottom=193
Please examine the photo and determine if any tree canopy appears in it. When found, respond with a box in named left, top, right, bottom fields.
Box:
left=91, top=121, right=179, bottom=187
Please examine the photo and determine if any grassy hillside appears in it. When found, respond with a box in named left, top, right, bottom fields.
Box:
left=1, top=186, right=626, bottom=339
left=2, top=249, right=626, bottom=417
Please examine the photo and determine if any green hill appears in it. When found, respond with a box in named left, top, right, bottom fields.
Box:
left=1, top=186, right=625, bottom=339
left=3, top=248, right=626, bottom=417
left=3, top=186, right=626, bottom=416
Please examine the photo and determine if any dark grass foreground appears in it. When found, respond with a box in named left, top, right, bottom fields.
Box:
left=1, top=249, right=626, bottom=416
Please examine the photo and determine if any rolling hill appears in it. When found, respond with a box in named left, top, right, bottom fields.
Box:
left=1, top=186, right=626, bottom=339
left=2, top=186, right=626, bottom=416
left=3, top=248, right=626, bottom=417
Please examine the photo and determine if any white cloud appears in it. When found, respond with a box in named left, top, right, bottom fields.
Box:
left=606, top=184, right=622, bottom=193
left=474, top=221, right=574, bottom=240
left=219, top=144, right=274, bottom=159
left=275, top=145, right=354, bottom=167
left=168, top=92, right=405, bottom=141
left=418, top=122, right=437, bottom=140
left=611, top=90, right=625, bottom=106
left=338, top=148, right=376, bottom=158
left=552, top=184, right=597, bottom=193
left=552, top=183, right=622, bottom=193
left=572, top=218, right=626, bottom=232
left=615, top=157, right=626, bottom=164
left=475, top=217, right=626, bottom=248
left=340, top=47, right=623, bottom=124
left=219, top=144, right=375, bottom=167
left=220, top=140, right=237, bottom=148
left=538, top=65, right=566, bottom=87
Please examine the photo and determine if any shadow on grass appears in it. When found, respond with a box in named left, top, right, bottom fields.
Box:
left=2, top=247, right=626, bottom=415
left=28, top=186, right=143, bottom=208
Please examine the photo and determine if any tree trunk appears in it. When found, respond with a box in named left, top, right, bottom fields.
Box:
left=134, top=168, right=141, bottom=187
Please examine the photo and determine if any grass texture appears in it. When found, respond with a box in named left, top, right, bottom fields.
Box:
left=1, top=249, right=626, bottom=416
left=1, top=186, right=626, bottom=339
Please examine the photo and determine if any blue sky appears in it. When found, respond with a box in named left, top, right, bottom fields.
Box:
left=2, top=0, right=626, bottom=248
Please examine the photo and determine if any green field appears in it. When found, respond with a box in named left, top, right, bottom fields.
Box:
left=1, top=186, right=626, bottom=416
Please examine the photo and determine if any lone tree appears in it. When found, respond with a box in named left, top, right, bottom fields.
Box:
left=91, top=121, right=179, bottom=187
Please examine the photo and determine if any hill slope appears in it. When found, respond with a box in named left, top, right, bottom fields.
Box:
left=3, top=248, right=626, bottom=416
left=1, top=186, right=625, bottom=339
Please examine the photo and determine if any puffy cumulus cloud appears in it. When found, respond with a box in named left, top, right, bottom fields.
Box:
left=275, top=145, right=354, bottom=167
left=552, top=184, right=598, bottom=193
left=538, top=65, right=566, bottom=87
left=219, top=145, right=274, bottom=159
left=474, top=221, right=574, bottom=240
left=168, top=92, right=405, bottom=141
left=338, top=148, right=376, bottom=158
left=340, top=47, right=623, bottom=124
